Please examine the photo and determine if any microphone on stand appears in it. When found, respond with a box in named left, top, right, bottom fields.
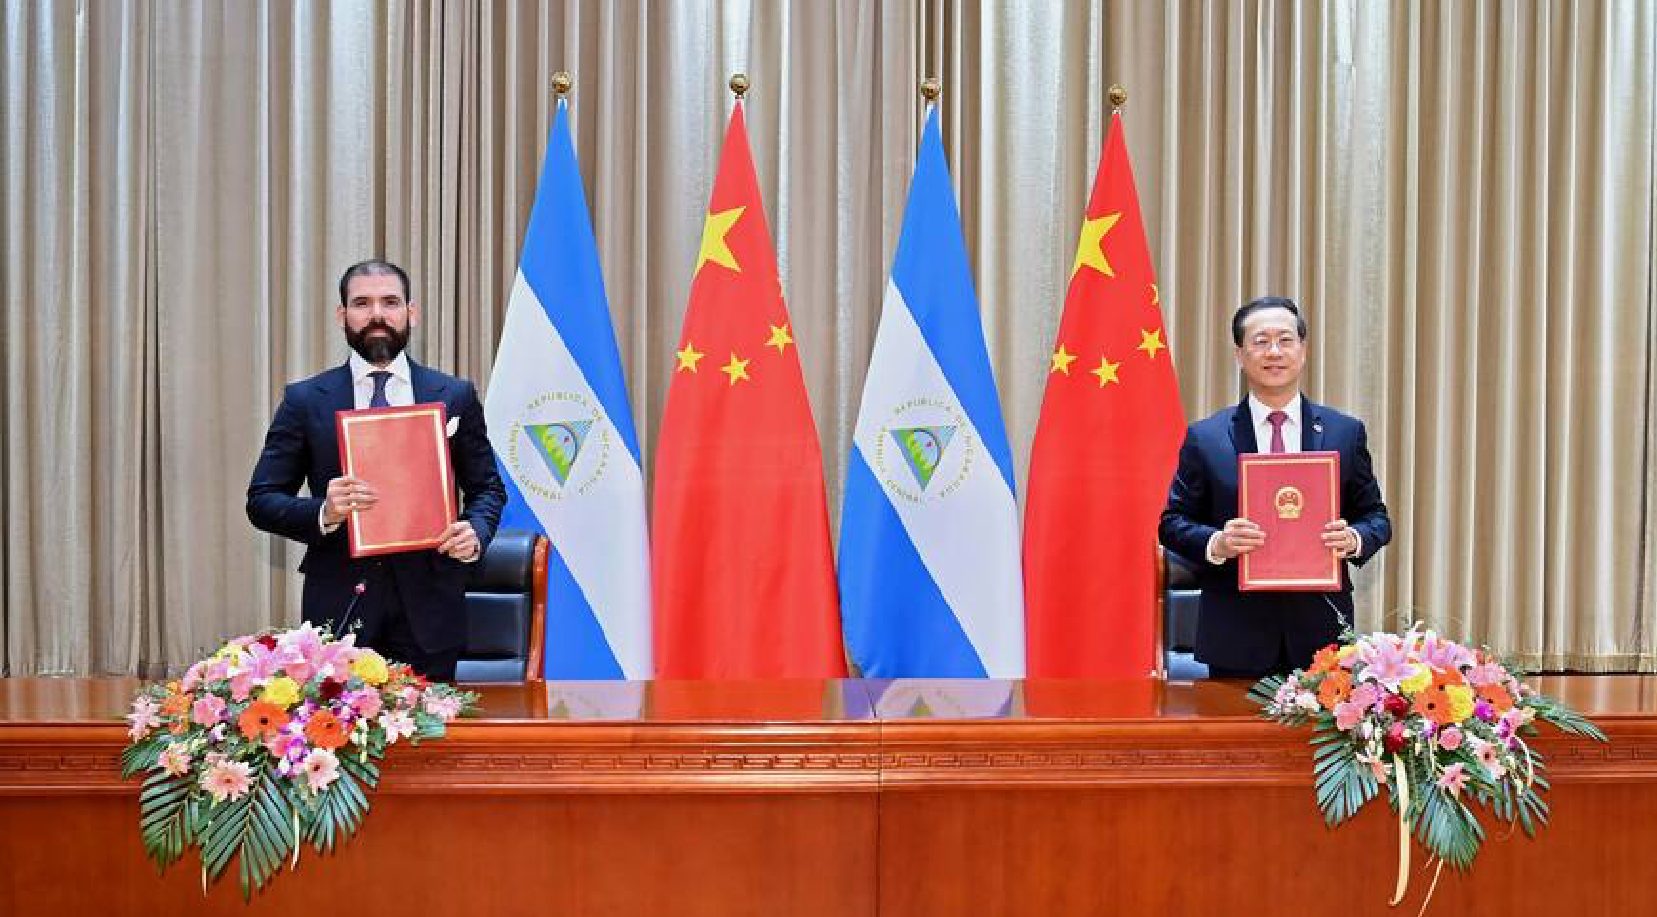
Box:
left=337, top=580, right=368, bottom=637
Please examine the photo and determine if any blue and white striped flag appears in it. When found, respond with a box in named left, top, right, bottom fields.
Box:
left=837, top=108, right=1025, bottom=677
left=484, top=99, right=651, bottom=679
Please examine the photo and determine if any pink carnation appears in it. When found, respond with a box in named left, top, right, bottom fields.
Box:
left=191, top=694, right=227, bottom=726
left=348, top=689, right=384, bottom=720
left=1333, top=700, right=1366, bottom=731
left=1437, top=726, right=1464, bottom=751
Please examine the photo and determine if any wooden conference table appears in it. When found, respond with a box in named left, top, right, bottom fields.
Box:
left=2, top=675, right=1654, bottom=916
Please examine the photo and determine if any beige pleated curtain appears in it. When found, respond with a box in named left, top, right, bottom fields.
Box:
left=2, top=0, right=1653, bottom=676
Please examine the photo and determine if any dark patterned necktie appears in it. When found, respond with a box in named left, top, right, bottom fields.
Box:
left=369, top=371, right=392, bottom=408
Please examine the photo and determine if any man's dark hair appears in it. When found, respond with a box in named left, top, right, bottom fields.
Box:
left=1231, top=296, right=1308, bottom=346
left=338, top=260, right=411, bottom=307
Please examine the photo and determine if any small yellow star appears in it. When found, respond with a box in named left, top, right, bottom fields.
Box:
left=765, top=324, right=794, bottom=354
left=696, top=206, right=746, bottom=275
left=1050, top=343, right=1078, bottom=375
left=675, top=342, right=705, bottom=373
left=1090, top=356, right=1121, bottom=387
left=720, top=353, right=751, bottom=385
left=1071, top=212, right=1122, bottom=279
left=1149, top=283, right=1160, bottom=306
left=1137, top=328, right=1167, bottom=360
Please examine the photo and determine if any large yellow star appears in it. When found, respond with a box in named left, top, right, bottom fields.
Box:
left=675, top=342, right=705, bottom=373
left=765, top=324, right=794, bottom=354
left=1090, top=356, right=1121, bottom=387
left=1071, top=212, right=1122, bottom=279
left=696, top=206, right=746, bottom=275
left=1137, top=328, right=1167, bottom=360
left=1050, top=343, right=1078, bottom=375
left=720, top=353, right=751, bottom=385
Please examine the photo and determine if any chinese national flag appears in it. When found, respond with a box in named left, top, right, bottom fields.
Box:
left=651, top=102, right=845, bottom=679
left=1024, top=111, right=1185, bottom=677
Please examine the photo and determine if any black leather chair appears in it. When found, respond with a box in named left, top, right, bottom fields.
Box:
left=455, top=529, right=547, bottom=683
left=1159, top=546, right=1209, bottom=680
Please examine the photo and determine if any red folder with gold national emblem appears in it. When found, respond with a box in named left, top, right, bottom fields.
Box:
left=1238, top=451, right=1341, bottom=592
left=336, top=404, right=456, bottom=558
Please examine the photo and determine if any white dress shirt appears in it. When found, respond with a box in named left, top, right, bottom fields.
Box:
left=1247, top=392, right=1302, bottom=454
left=349, top=351, right=415, bottom=408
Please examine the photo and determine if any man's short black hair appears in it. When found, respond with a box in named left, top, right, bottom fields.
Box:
left=338, top=260, right=410, bottom=307
left=1232, top=296, right=1308, bottom=346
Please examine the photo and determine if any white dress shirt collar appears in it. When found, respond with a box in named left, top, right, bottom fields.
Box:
left=1247, top=392, right=1303, bottom=452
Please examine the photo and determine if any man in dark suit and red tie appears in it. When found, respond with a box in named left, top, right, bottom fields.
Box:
left=1159, top=296, right=1392, bottom=678
left=247, top=259, right=505, bottom=680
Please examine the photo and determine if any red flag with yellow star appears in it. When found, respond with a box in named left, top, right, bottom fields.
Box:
left=1023, top=111, right=1185, bottom=677
left=651, top=103, right=845, bottom=678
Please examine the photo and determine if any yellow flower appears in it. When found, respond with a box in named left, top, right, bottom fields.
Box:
left=1399, top=666, right=1432, bottom=696
left=260, top=676, right=301, bottom=709
left=350, top=650, right=390, bottom=686
left=1445, top=685, right=1476, bottom=723
left=1337, top=645, right=1358, bottom=662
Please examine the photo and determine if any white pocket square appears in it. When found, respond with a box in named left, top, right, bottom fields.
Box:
left=446, top=416, right=460, bottom=437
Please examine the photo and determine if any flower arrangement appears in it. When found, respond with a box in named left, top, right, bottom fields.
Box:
left=1251, top=626, right=1605, bottom=904
left=121, top=623, right=476, bottom=898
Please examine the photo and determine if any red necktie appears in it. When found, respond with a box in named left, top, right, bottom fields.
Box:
left=1267, top=410, right=1288, bottom=453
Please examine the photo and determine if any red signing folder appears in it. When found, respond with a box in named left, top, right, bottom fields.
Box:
left=1238, top=451, right=1341, bottom=592
left=336, top=404, right=456, bottom=558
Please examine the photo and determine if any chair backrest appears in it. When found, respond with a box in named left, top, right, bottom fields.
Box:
left=1159, top=546, right=1209, bottom=679
left=455, top=530, right=548, bottom=683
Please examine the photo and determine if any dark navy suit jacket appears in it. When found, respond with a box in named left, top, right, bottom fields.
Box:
left=246, top=360, right=505, bottom=653
left=1158, top=398, right=1391, bottom=671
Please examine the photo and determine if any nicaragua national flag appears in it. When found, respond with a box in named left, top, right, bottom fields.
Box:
left=484, top=98, right=650, bottom=679
left=837, top=107, right=1026, bottom=677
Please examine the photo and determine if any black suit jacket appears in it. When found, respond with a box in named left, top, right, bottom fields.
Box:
left=246, top=360, right=506, bottom=653
left=1158, top=398, right=1392, bottom=671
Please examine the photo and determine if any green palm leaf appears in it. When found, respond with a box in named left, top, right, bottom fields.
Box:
left=198, top=775, right=295, bottom=900
left=1414, top=786, right=1484, bottom=870
left=138, top=771, right=192, bottom=869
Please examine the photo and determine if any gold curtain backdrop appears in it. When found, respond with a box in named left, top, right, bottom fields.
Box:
left=2, top=0, right=1652, bottom=676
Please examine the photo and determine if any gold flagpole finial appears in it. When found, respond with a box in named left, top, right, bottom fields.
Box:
left=552, top=72, right=573, bottom=97
left=1108, top=84, right=1128, bottom=110
left=730, top=73, right=750, bottom=98
left=920, top=78, right=941, bottom=102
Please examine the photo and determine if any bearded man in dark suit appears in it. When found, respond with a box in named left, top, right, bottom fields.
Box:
left=247, top=259, right=505, bottom=680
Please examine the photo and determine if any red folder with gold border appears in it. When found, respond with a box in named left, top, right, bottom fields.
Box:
left=336, top=404, right=456, bottom=558
left=1238, top=451, right=1341, bottom=591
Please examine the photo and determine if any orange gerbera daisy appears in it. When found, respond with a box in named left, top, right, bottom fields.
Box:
left=238, top=701, right=291, bottom=740
left=1308, top=645, right=1341, bottom=676
left=1317, top=670, right=1354, bottom=710
left=1412, top=686, right=1457, bottom=726
left=1431, top=667, right=1466, bottom=689
left=1477, top=683, right=1515, bottom=713
left=303, top=710, right=349, bottom=751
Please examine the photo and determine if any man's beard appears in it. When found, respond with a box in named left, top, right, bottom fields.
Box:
left=345, top=321, right=408, bottom=365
